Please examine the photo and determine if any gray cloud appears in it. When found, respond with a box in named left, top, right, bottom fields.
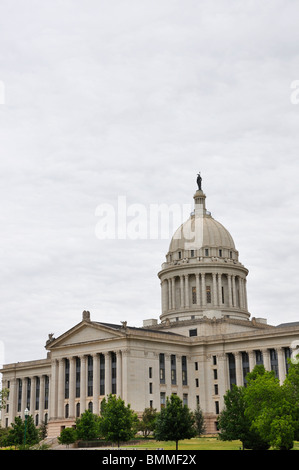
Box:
left=0, top=0, right=299, bottom=364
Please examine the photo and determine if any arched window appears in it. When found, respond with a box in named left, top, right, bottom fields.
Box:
left=65, top=403, right=69, bottom=418
left=88, top=401, right=93, bottom=413
left=76, top=402, right=80, bottom=418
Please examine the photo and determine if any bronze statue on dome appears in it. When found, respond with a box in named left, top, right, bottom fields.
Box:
left=197, top=172, right=202, bottom=190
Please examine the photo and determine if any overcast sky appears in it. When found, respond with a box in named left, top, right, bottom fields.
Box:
left=0, top=0, right=299, bottom=365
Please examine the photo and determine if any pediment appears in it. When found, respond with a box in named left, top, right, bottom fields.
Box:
left=46, top=321, right=125, bottom=349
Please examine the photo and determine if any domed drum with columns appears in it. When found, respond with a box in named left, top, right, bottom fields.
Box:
left=158, top=184, right=249, bottom=323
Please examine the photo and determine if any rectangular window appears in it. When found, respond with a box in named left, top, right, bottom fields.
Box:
left=26, top=378, right=31, bottom=410
left=213, top=369, right=218, bottom=380
left=219, top=249, right=222, bottom=257
left=160, top=392, right=166, bottom=409
left=205, top=248, right=209, bottom=256
left=159, top=354, right=165, bottom=384
left=213, top=356, right=217, bottom=365
left=35, top=377, right=40, bottom=411
left=149, top=382, right=153, bottom=394
left=191, top=249, right=195, bottom=257
left=88, top=355, right=93, bottom=397
left=195, top=362, right=198, bottom=370
left=192, top=286, right=197, bottom=304
left=189, top=328, right=197, bottom=337
left=195, top=378, right=199, bottom=387
left=76, top=357, right=81, bottom=398
left=228, top=353, right=236, bottom=389
left=65, top=359, right=69, bottom=399
left=183, top=394, right=188, bottom=406
left=100, top=354, right=105, bottom=395
left=222, top=286, right=225, bottom=304
left=178, top=251, right=182, bottom=259
left=242, top=352, right=250, bottom=385
left=17, top=379, right=22, bottom=412
left=255, top=350, right=263, bottom=365
left=111, top=352, right=117, bottom=394
left=149, top=367, right=152, bottom=378
left=206, top=286, right=211, bottom=303
left=182, top=356, right=188, bottom=385
left=215, top=401, right=220, bottom=414
left=270, top=349, right=279, bottom=378
left=44, top=376, right=49, bottom=409
left=171, top=354, right=176, bottom=385
left=214, top=384, right=218, bottom=395
left=284, top=347, right=291, bottom=374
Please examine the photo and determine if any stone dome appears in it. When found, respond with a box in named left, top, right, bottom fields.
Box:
left=166, top=188, right=238, bottom=262
left=169, top=213, right=236, bottom=254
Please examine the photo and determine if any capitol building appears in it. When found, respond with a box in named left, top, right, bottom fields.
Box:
left=1, top=177, right=299, bottom=437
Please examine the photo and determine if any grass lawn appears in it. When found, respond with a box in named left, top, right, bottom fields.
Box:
left=125, top=436, right=299, bottom=450
left=125, top=436, right=244, bottom=450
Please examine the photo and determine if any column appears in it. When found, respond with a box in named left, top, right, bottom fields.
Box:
left=227, top=274, right=233, bottom=307
left=195, top=273, right=200, bottom=306
left=218, top=354, right=229, bottom=408
left=161, top=280, right=167, bottom=314
left=68, top=357, right=76, bottom=418
left=122, top=349, right=129, bottom=404
left=232, top=275, right=236, bottom=307
left=104, top=352, right=112, bottom=396
left=93, top=354, right=100, bottom=414
left=277, top=348, right=286, bottom=384
left=212, top=273, right=217, bottom=306
left=80, top=355, right=87, bottom=413
left=180, top=276, right=185, bottom=308
left=184, top=275, right=189, bottom=308
left=239, top=278, right=244, bottom=309
left=116, top=350, right=122, bottom=397
left=49, top=360, right=58, bottom=420
left=235, top=352, right=243, bottom=386
left=8, top=378, right=17, bottom=426
left=57, top=359, right=65, bottom=418
left=21, top=378, right=27, bottom=418
left=30, top=376, right=36, bottom=414
left=248, top=351, right=255, bottom=371
left=39, top=375, right=45, bottom=421
left=262, top=349, right=271, bottom=371
left=165, top=354, right=171, bottom=397
left=171, top=277, right=176, bottom=310
left=201, top=273, right=206, bottom=306
left=168, top=279, right=172, bottom=310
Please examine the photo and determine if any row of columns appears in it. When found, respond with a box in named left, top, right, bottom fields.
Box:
left=51, top=350, right=126, bottom=420
left=162, top=272, right=247, bottom=311
left=4, top=350, right=128, bottom=425
left=227, top=347, right=290, bottom=387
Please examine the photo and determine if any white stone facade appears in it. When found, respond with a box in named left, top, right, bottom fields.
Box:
left=1, top=183, right=299, bottom=436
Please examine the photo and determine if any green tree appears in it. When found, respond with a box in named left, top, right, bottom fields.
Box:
left=0, top=388, right=9, bottom=411
left=218, top=384, right=269, bottom=450
left=137, top=407, right=158, bottom=437
left=58, top=427, right=77, bottom=447
left=99, top=394, right=138, bottom=447
left=193, top=404, right=205, bottom=437
left=154, top=394, right=196, bottom=450
left=7, top=415, right=40, bottom=448
left=75, top=409, right=100, bottom=441
left=244, top=365, right=295, bottom=450
left=283, top=354, right=299, bottom=440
